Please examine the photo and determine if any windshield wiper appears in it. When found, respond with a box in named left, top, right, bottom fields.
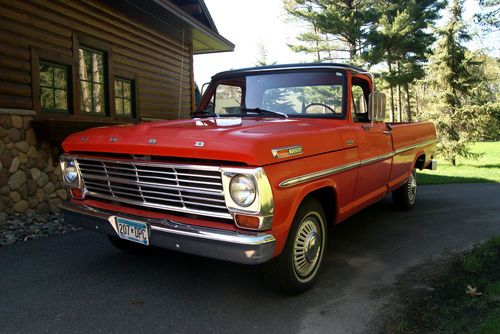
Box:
left=241, top=108, right=288, bottom=119
left=191, top=110, right=218, bottom=118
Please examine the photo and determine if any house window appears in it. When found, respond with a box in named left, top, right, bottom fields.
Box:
left=39, top=62, right=69, bottom=113
left=79, top=47, right=105, bottom=114
left=114, top=78, right=134, bottom=116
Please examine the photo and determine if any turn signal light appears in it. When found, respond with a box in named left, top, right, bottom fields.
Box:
left=70, top=188, right=85, bottom=199
left=235, top=214, right=261, bottom=230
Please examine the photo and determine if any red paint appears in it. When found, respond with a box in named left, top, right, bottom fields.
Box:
left=62, top=67, right=437, bottom=258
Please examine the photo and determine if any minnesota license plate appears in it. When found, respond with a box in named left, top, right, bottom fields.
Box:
left=115, top=217, right=149, bottom=245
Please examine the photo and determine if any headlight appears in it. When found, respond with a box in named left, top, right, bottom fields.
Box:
left=63, top=160, right=78, bottom=184
left=229, top=175, right=256, bottom=207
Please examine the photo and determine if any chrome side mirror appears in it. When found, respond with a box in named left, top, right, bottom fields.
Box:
left=358, top=95, right=368, bottom=114
left=201, top=82, right=210, bottom=96
left=368, top=91, right=386, bottom=122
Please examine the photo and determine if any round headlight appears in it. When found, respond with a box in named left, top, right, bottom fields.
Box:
left=229, top=175, right=256, bottom=207
left=63, top=161, right=78, bottom=184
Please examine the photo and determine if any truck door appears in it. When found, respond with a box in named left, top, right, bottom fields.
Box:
left=351, top=83, right=393, bottom=206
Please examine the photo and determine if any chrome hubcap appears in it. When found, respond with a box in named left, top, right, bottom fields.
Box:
left=408, top=170, right=417, bottom=203
left=294, top=216, right=321, bottom=278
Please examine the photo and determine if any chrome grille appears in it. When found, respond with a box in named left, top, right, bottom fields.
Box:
left=76, top=157, right=231, bottom=219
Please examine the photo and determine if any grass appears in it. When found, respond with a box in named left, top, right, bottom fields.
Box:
left=386, top=236, right=500, bottom=334
left=418, top=141, right=500, bottom=185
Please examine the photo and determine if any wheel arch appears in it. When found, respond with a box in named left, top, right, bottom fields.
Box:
left=288, top=180, right=338, bottom=228
left=272, top=179, right=338, bottom=257
left=302, top=187, right=336, bottom=226
left=414, top=153, right=426, bottom=170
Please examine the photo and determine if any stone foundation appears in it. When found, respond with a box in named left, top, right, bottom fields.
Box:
left=0, top=109, right=68, bottom=214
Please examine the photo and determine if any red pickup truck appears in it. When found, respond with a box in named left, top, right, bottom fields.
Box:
left=60, top=63, right=437, bottom=294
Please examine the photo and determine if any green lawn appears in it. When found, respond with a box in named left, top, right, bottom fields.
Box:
left=418, top=141, right=500, bottom=185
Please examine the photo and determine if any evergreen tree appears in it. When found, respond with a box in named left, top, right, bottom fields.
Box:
left=475, top=0, right=500, bottom=31
left=255, top=39, right=276, bottom=66
left=423, top=0, right=489, bottom=165
left=363, top=0, right=443, bottom=122
left=284, top=0, right=377, bottom=62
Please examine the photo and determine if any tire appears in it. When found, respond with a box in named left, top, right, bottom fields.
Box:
left=264, top=198, right=327, bottom=295
left=108, top=235, right=150, bottom=255
left=392, top=168, right=417, bottom=210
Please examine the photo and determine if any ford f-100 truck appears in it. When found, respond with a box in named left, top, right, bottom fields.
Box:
left=60, top=63, right=437, bottom=294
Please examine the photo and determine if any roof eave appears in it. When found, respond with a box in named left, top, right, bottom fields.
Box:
left=103, top=0, right=234, bottom=54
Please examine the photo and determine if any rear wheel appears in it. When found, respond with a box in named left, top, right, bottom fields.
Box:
left=392, top=168, right=417, bottom=210
left=108, top=235, right=149, bottom=255
left=264, top=198, right=327, bottom=295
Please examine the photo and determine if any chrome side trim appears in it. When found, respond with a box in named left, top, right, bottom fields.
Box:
left=359, top=152, right=394, bottom=167
left=280, top=161, right=360, bottom=188
left=279, top=139, right=436, bottom=188
left=394, top=139, right=437, bottom=154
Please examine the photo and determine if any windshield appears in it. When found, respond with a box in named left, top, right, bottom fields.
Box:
left=199, top=70, right=346, bottom=118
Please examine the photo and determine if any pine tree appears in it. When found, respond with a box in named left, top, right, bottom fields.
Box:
left=363, top=0, right=443, bottom=122
left=255, top=39, right=276, bottom=66
left=424, top=0, right=488, bottom=165
left=284, top=0, right=376, bottom=62
left=475, top=0, right=500, bottom=31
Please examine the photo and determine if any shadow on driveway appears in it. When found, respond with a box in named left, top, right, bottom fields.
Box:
left=1, top=183, right=499, bottom=334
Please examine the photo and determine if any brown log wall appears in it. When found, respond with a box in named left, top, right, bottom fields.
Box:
left=0, top=0, right=193, bottom=120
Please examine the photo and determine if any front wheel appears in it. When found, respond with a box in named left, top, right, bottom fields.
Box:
left=392, top=168, right=417, bottom=210
left=263, top=198, right=327, bottom=295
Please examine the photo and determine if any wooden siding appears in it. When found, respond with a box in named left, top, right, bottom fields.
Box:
left=0, top=0, right=194, bottom=121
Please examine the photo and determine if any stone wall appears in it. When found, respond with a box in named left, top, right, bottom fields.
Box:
left=0, top=109, right=68, bottom=214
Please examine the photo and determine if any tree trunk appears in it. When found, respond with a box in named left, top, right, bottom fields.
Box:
left=397, top=62, right=402, bottom=122
left=397, top=84, right=402, bottom=122
left=388, top=60, right=395, bottom=122
left=415, top=87, right=419, bottom=122
left=349, top=43, right=356, bottom=60
left=313, top=22, right=321, bottom=62
left=405, top=83, right=412, bottom=122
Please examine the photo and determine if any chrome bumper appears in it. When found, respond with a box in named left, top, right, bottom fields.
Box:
left=60, top=201, right=276, bottom=264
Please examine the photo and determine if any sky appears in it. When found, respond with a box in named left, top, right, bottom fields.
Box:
left=194, top=0, right=499, bottom=85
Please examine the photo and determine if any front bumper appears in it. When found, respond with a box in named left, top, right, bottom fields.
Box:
left=60, top=201, right=276, bottom=264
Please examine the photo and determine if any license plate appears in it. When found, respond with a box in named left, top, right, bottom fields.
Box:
left=115, top=217, right=149, bottom=245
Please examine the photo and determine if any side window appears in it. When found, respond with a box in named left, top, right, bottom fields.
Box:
left=114, top=78, right=134, bottom=117
left=214, top=84, right=242, bottom=115
left=352, top=85, right=368, bottom=122
left=79, top=46, right=106, bottom=114
left=40, top=62, right=70, bottom=113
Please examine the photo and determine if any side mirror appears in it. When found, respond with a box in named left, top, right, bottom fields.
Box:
left=358, top=95, right=368, bottom=114
left=201, top=82, right=210, bottom=96
left=368, top=91, right=386, bottom=122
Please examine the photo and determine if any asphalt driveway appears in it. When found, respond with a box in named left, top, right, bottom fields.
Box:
left=1, top=183, right=499, bottom=334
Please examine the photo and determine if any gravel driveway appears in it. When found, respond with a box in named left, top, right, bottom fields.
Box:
left=1, top=183, right=499, bottom=334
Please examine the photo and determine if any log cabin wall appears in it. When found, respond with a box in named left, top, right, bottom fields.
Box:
left=0, top=0, right=194, bottom=125
left=0, top=0, right=214, bottom=214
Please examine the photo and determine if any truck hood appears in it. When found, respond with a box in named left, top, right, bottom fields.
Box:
left=62, top=117, right=346, bottom=166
